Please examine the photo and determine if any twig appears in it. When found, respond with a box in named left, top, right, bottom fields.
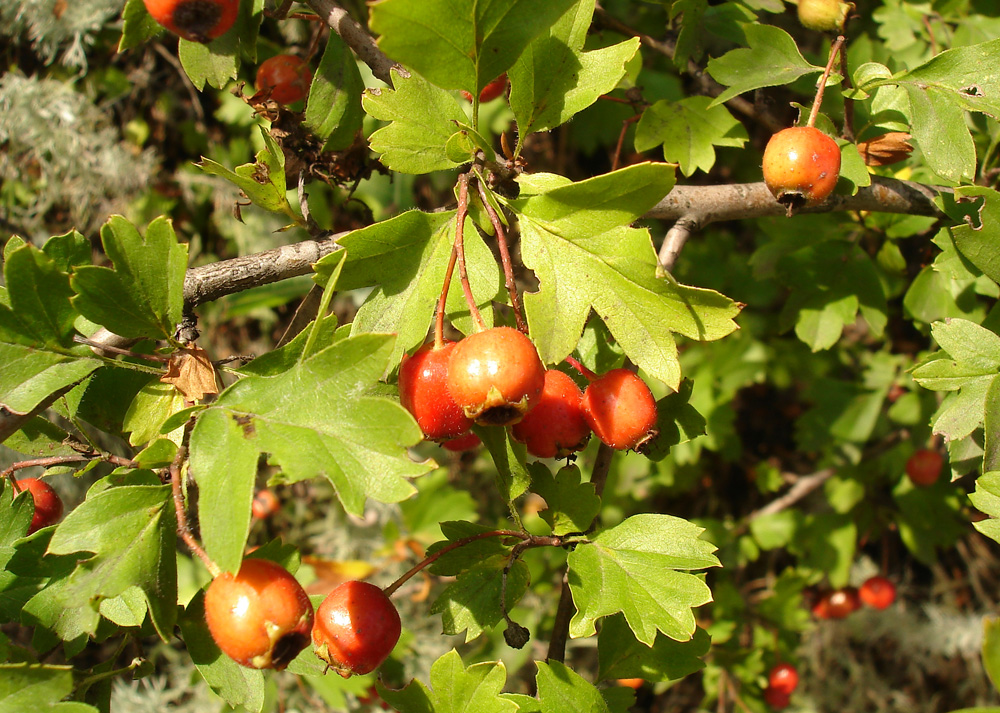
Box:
left=301, top=0, right=404, bottom=87
left=382, top=529, right=526, bottom=597
left=4, top=453, right=135, bottom=481
left=734, top=468, right=837, bottom=536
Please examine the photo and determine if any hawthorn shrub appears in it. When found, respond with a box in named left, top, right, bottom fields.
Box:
left=3, top=1, right=1000, bottom=712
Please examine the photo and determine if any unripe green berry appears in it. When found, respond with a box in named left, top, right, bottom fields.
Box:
left=797, top=0, right=850, bottom=32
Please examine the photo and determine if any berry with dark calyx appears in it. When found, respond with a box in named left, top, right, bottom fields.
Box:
left=256, top=54, right=313, bottom=105
left=446, top=327, right=546, bottom=427
left=399, top=341, right=474, bottom=441
left=251, top=489, right=280, bottom=520
left=763, top=686, right=791, bottom=710
left=313, top=580, right=401, bottom=677
left=14, top=477, right=63, bottom=534
left=768, top=663, right=799, bottom=695
left=204, top=558, right=314, bottom=670
left=142, top=0, right=239, bottom=43
left=859, top=575, right=896, bottom=610
left=581, top=368, right=658, bottom=451
left=797, top=0, right=851, bottom=32
left=511, top=369, right=591, bottom=458
left=762, top=126, right=841, bottom=215
left=906, top=448, right=943, bottom=487
left=461, top=74, right=507, bottom=103
left=441, top=432, right=481, bottom=452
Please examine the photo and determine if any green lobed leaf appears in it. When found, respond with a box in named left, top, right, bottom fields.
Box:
left=971, top=472, right=1000, bottom=545
left=427, top=521, right=521, bottom=577
left=188, top=333, right=433, bottom=540
left=952, top=187, right=1000, bottom=284
left=509, top=0, right=640, bottom=145
left=362, top=69, right=470, bottom=174
left=430, top=557, right=529, bottom=642
left=706, top=24, right=821, bottom=106
left=597, top=614, right=709, bottom=682
left=336, top=210, right=500, bottom=368
left=24, top=483, right=177, bottom=642
left=0, top=244, right=79, bottom=349
left=0, top=663, right=99, bottom=713
left=118, top=0, right=162, bottom=51
left=529, top=463, right=599, bottom=536
left=511, top=164, right=740, bottom=389
left=474, top=424, right=531, bottom=503
left=377, top=649, right=516, bottom=713
left=533, top=660, right=614, bottom=713
left=305, top=32, right=365, bottom=150
left=369, top=0, right=577, bottom=95
left=122, top=379, right=187, bottom=447
left=567, top=513, right=719, bottom=645
left=187, top=409, right=259, bottom=575
left=902, top=84, right=977, bottom=182
left=634, top=96, right=748, bottom=177
left=984, top=617, right=1000, bottom=693
left=198, top=127, right=294, bottom=217
left=71, top=216, right=187, bottom=340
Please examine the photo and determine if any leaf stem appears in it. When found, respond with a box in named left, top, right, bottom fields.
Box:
left=455, top=173, right=487, bottom=332
left=806, top=35, right=846, bottom=128
left=169, top=439, right=221, bottom=578
left=382, top=529, right=526, bottom=597
left=474, top=177, right=527, bottom=334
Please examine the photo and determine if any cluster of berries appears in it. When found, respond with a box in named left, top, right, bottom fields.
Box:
left=811, top=575, right=897, bottom=620
left=398, top=327, right=659, bottom=458
left=763, top=662, right=799, bottom=710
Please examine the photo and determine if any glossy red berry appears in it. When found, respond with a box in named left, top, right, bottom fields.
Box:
left=143, top=0, right=239, bottom=43
left=798, top=0, right=850, bottom=31
left=814, top=586, right=861, bottom=620
left=14, top=478, right=63, bottom=534
left=762, top=126, right=841, bottom=213
left=399, top=341, right=474, bottom=441
left=461, top=74, right=508, bottom=103
left=256, top=54, right=313, bottom=105
left=251, top=489, right=280, bottom=519
left=204, top=558, right=314, bottom=670
left=906, top=448, right=943, bottom=487
left=441, top=432, right=482, bottom=452
left=859, top=575, right=896, bottom=610
left=511, top=369, right=591, bottom=458
left=581, top=369, right=658, bottom=451
left=313, top=580, right=401, bottom=677
left=446, top=327, right=546, bottom=427
left=768, top=663, right=799, bottom=695
left=763, top=686, right=791, bottom=709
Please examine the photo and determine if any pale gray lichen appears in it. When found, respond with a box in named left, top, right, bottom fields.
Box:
left=0, top=0, right=126, bottom=68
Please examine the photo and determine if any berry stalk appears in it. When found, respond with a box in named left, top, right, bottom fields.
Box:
left=455, top=173, right=487, bottom=332
left=806, top=35, right=846, bottom=128
left=474, top=177, right=527, bottom=333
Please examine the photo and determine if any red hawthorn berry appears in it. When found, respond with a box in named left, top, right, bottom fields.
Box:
left=399, top=341, right=474, bottom=441
left=762, top=126, right=841, bottom=212
left=768, top=663, right=799, bottom=695
left=511, top=369, right=591, bottom=458
left=312, top=580, right=401, bottom=677
left=763, top=686, right=791, bottom=709
left=14, top=477, right=63, bottom=534
left=859, top=575, right=896, bottom=610
left=446, top=327, right=546, bottom=427
left=906, top=448, right=943, bottom=487
left=256, top=54, right=313, bottom=105
left=441, top=432, right=482, bottom=452
left=251, top=489, right=280, bottom=520
left=817, top=586, right=861, bottom=619
left=581, top=368, right=658, bottom=451
left=143, top=0, right=239, bottom=43
left=204, top=558, right=314, bottom=670
left=461, top=74, right=508, bottom=103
